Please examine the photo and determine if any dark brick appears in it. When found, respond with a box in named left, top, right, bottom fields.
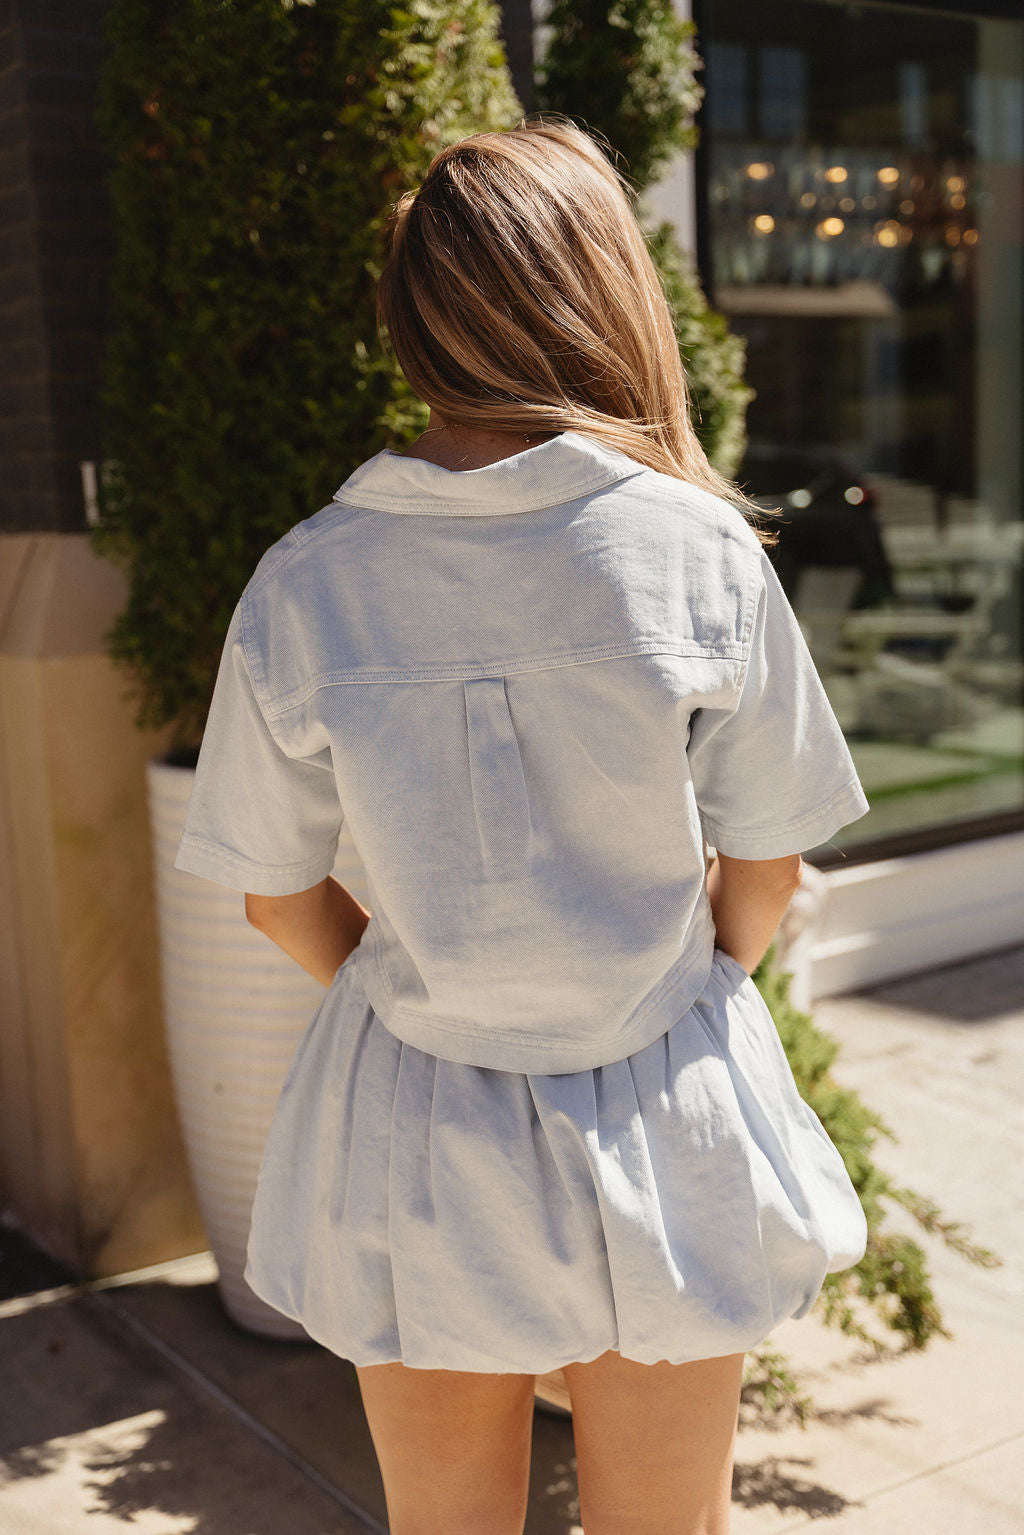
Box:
left=1, top=3, right=118, bottom=531
left=0, top=140, right=32, bottom=192
left=0, top=107, right=32, bottom=154
left=0, top=459, right=63, bottom=532
left=0, top=322, right=49, bottom=360
left=0, top=376, right=33, bottom=419
left=0, top=458, right=42, bottom=524
left=0, top=417, right=55, bottom=454
left=53, top=413, right=99, bottom=454
left=33, top=180, right=111, bottom=229
left=0, top=298, right=47, bottom=344
left=0, top=217, right=37, bottom=265
left=0, top=249, right=44, bottom=299
left=27, top=142, right=101, bottom=183
left=24, top=69, right=99, bottom=114
left=22, top=29, right=105, bottom=77
left=0, top=64, right=28, bottom=118
left=39, top=291, right=107, bottom=343
left=47, top=331, right=108, bottom=378
left=47, top=378, right=103, bottom=422
left=37, top=238, right=111, bottom=280
left=49, top=454, right=90, bottom=532
left=0, top=187, right=33, bottom=232
left=18, top=0, right=110, bottom=34
left=0, top=29, right=24, bottom=78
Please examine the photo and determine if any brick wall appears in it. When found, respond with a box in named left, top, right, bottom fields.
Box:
left=0, top=0, right=111, bottom=534
left=0, top=1, right=537, bottom=536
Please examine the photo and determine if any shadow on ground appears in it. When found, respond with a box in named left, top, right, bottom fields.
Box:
left=732, top=1456, right=852, bottom=1518
left=863, top=942, right=1023, bottom=1024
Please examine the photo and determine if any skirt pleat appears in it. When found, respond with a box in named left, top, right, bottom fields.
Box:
left=244, top=948, right=867, bottom=1373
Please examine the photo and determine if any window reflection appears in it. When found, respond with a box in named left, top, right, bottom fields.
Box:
left=703, top=0, right=1024, bottom=851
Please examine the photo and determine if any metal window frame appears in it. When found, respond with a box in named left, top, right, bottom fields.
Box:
left=692, top=0, right=1024, bottom=867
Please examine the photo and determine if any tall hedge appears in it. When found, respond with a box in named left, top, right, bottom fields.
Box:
left=536, top=0, right=754, bottom=479
left=95, top=0, right=520, bottom=751
left=536, top=0, right=702, bottom=189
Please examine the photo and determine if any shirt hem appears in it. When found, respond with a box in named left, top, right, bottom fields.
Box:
left=702, top=780, right=870, bottom=860
left=352, top=931, right=717, bottom=1074
left=174, top=835, right=339, bottom=895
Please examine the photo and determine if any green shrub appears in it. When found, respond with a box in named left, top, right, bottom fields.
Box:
left=536, top=0, right=702, bottom=190
left=536, top=1, right=754, bottom=480
left=746, top=950, right=999, bottom=1418
left=94, top=0, right=520, bottom=751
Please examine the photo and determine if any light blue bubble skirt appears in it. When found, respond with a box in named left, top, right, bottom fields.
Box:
left=244, top=947, right=867, bottom=1374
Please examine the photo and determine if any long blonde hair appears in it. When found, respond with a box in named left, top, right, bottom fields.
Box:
left=378, top=117, right=770, bottom=534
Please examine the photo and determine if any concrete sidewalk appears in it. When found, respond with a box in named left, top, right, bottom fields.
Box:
left=1, top=944, right=1021, bottom=1534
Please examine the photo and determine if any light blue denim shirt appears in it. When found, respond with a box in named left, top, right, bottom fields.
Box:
left=176, top=431, right=868, bottom=1071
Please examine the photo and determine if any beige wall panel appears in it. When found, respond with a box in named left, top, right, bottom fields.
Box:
left=0, top=536, right=46, bottom=1218
left=0, top=534, right=206, bottom=1275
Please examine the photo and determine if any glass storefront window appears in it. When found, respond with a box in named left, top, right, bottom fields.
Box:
left=699, top=0, right=1024, bottom=858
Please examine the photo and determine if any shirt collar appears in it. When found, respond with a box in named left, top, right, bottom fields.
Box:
left=332, top=430, right=645, bottom=516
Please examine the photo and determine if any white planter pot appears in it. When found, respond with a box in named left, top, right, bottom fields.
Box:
left=147, top=758, right=369, bottom=1337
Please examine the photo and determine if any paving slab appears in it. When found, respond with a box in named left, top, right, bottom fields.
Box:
left=107, top=1258, right=582, bottom=1534
left=0, top=1285, right=378, bottom=1534
left=770, top=1434, right=1024, bottom=1535
left=729, top=942, right=1024, bottom=1533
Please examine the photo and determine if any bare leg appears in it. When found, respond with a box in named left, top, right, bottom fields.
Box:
left=561, top=1349, right=744, bottom=1535
left=354, top=1360, right=536, bottom=1535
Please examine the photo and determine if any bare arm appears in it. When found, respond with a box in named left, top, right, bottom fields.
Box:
left=706, top=850, right=803, bottom=977
left=245, top=876, right=370, bottom=987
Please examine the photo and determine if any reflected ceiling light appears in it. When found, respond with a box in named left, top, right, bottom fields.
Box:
left=963, top=228, right=979, bottom=246
left=950, top=192, right=967, bottom=210
left=945, top=225, right=962, bottom=246
left=839, top=197, right=856, bottom=212
left=878, top=166, right=900, bottom=185
left=946, top=175, right=966, bottom=193
left=844, top=486, right=866, bottom=506
left=751, top=214, right=776, bottom=234
left=746, top=161, right=774, bottom=179
left=800, top=191, right=817, bottom=208
left=899, top=199, right=915, bottom=215
left=862, top=195, right=877, bottom=210
left=816, top=217, right=845, bottom=238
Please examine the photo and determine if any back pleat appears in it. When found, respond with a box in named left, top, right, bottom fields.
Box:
left=463, top=676, right=532, bottom=878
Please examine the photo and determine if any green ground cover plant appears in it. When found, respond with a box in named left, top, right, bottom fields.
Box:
left=748, top=948, right=998, bottom=1420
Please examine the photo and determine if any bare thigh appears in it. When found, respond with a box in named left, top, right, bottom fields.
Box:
left=561, top=1349, right=745, bottom=1535
left=354, top=1360, right=536, bottom=1535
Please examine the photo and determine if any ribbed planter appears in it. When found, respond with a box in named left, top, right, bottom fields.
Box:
left=147, top=758, right=370, bottom=1336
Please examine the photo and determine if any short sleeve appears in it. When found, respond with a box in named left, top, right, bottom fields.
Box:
left=174, top=605, right=343, bottom=894
left=687, top=549, right=869, bottom=858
